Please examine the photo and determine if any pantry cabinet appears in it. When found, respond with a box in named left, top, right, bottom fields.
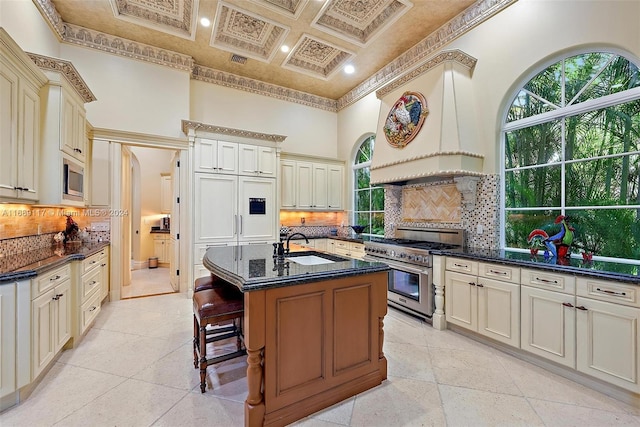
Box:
left=445, top=259, right=520, bottom=347
left=238, top=144, right=277, bottom=177
left=194, top=138, right=238, bottom=174
left=0, top=29, right=48, bottom=202
left=279, top=155, right=344, bottom=211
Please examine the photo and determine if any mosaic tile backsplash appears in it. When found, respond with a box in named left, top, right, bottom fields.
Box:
left=384, top=175, right=500, bottom=249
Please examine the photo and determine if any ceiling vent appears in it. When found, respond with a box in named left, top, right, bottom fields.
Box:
left=230, top=54, right=247, bottom=64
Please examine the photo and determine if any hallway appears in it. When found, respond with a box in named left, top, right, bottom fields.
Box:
left=122, top=267, right=175, bottom=299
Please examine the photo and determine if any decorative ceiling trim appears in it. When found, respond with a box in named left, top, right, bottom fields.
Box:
left=281, top=34, right=355, bottom=80
left=27, top=52, right=97, bottom=103
left=108, top=0, right=200, bottom=41
left=192, top=64, right=338, bottom=112
left=181, top=120, right=287, bottom=142
left=312, top=0, right=413, bottom=47
left=210, top=1, right=290, bottom=63
left=337, top=0, right=517, bottom=110
left=33, top=0, right=65, bottom=40
left=248, top=0, right=309, bottom=19
left=62, top=23, right=195, bottom=72
left=376, top=50, right=477, bottom=98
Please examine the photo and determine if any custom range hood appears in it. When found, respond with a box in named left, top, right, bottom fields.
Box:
left=371, top=50, right=484, bottom=185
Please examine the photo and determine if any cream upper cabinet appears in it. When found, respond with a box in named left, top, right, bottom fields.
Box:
left=238, top=144, right=276, bottom=177
left=575, top=277, right=640, bottom=393
left=60, top=86, right=87, bottom=164
left=160, top=174, right=172, bottom=214
left=445, top=258, right=520, bottom=347
left=280, top=155, right=344, bottom=211
left=0, top=30, right=47, bottom=202
left=194, top=138, right=238, bottom=174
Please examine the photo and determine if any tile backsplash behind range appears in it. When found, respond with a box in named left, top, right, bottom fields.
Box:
left=384, top=175, right=499, bottom=249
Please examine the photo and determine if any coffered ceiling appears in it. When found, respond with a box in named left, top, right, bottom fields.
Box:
left=34, top=0, right=515, bottom=109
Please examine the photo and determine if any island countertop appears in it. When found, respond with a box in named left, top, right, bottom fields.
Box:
left=202, top=244, right=390, bottom=292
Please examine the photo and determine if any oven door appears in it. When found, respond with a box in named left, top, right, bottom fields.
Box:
left=384, top=259, right=433, bottom=320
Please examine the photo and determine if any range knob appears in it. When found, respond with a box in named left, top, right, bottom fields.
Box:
left=415, top=255, right=423, bottom=263
left=408, top=254, right=416, bottom=262
left=399, top=253, right=406, bottom=259
left=389, top=250, right=395, bottom=257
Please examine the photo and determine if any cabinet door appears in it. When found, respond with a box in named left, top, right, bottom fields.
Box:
left=194, top=138, right=219, bottom=172
left=153, top=238, right=166, bottom=262
left=445, top=271, right=477, bottom=331
left=312, top=163, right=328, bottom=209
left=160, top=175, right=172, bottom=213
left=238, top=144, right=259, bottom=176
left=280, top=160, right=297, bottom=208
left=576, top=297, right=640, bottom=393
left=0, top=283, right=16, bottom=398
left=521, top=286, right=575, bottom=367
left=60, top=92, right=76, bottom=157
left=74, top=107, right=87, bottom=163
left=0, top=60, right=19, bottom=199
left=32, top=289, right=55, bottom=379
left=257, top=146, right=276, bottom=177
left=477, top=278, right=520, bottom=347
left=17, top=82, right=40, bottom=200
left=54, top=279, right=71, bottom=353
left=238, top=176, right=276, bottom=243
left=217, top=141, right=238, bottom=174
left=327, top=165, right=343, bottom=209
left=296, top=162, right=313, bottom=209
left=100, top=251, right=110, bottom=300
left=194, top=174, right=237, bottom=243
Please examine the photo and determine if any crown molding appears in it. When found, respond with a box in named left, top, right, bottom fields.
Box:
left=91, top=127, right=189, bottom=149
left=181, top=120, right=287, bottom=143
left=192, top=65, right=338, bottom=112
left=336, top=0, right=516, bottom=110
left=375, top=50, right=477, bottom=98
left=27, top=52, right=97, bottom=103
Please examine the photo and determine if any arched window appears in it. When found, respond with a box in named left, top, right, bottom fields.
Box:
left=353, top=135, right=384, bottom=236
left=502, top=51, right=640, bottom=263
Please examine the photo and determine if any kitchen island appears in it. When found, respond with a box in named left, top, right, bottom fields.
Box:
left=203, top=244, right=390, bottom=427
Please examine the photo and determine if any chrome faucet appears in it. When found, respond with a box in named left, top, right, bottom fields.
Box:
left=286, top=232, right=309, bottom=253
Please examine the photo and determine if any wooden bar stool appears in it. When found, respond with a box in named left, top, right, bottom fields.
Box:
left=192, top=281, right=245, bottom=393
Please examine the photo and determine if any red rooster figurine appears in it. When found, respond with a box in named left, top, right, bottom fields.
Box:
left=527, top=215, right=575, bottom=258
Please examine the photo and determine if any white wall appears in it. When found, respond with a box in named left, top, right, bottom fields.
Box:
left=190, top=80, right=338, bottom=158
left=0, top=1, right=60, bottom=58
left=337, top=0, right=640, bottom=174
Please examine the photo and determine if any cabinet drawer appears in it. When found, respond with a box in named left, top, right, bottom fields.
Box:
left=521, top=268, right=575, bottom=294
left=81, top=268, right=101, bottom=302
left=80, top=291, right=101, bottom=335
left=478, top=262, right=520, bottom=284
left=33, top=264, right=71, bottom=297
left=349, top=242, right=365, bottom=253
left=446, top=257, right=478, bottom=275
left=81, top=253, right=102, bottom=275
left=333, top=240, right=349, bottom=250
left=576, top=277, right=639, bottom=308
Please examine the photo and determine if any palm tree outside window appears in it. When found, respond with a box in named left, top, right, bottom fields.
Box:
left=502, top=51, right=640, bottom=264
left=353, top=135, right=384, bottom=236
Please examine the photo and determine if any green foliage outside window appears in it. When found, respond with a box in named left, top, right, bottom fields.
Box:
left=504, top=52, right=640, bottom=262
left=354, top=136, right=384, bottom=235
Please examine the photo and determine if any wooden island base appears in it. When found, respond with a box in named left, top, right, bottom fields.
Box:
left=243, top=271, right=388, bottom=427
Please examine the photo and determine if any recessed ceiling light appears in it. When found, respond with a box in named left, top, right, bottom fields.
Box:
left=200, top=17, right=211, bottom=27
left=281, top=45, right=290, bottom=53
left=344, top=65, right=355, bottom=74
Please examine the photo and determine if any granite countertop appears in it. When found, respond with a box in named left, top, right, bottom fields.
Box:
left=203, top=244, right=389, bottom=292
left=433, top=247, right=640, bottom=285
left=285, top=235, right=370, bottom=244
left=0, top=242, right=110, bottom=283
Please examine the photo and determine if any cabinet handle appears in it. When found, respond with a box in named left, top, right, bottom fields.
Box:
left=50, top=275, right=61, bottom=281
left=562, top=302, right=574, bottom=308
left=596, top=287, right=626, bottom=297
left=240, top=215, right=243, bottom=234
left=14, top=186, right=24, bottom=190
left=468, top=282, right=476, bottom=286
left=476, top=283, right=484, bottom=287
left=90, top=281, right=97, bottom=286
left=536, top=277, right=558, bottom=284
left=454, top=263, right=468, bottom=269
left=575, top=305, right=588, bottom=311
left=101, top=263, right=106, bottom=267
left=89, top=306, right=97, bottom=312
left=52, top=293, right=64, bottom=301
left=489, top=269, right=507, bottom=276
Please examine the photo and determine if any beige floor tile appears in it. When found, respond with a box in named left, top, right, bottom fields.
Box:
left=439, top=384, right=544, bottom=426
left=122, top=267, right=175, bottom=299
left=54, top=378, right=187, bottom=426
left=429, top=346, right=521, bottom=395
left=132, top=342, right=202, bottom=391
left=349, top=376, right=446, bottom=426
left=383, top=308, right=429, bottom=346
left=206, top=356, right=250, bottom=403
left=153, top=391, right=245, bottom=427
left=424, top=326, right=495, bottom=354
left=307, top=397, right=355, bottom=425
left=0, top=363, right=125, bottom=426
left=384, top=340, right=435, bottom=382
left=57, top=327, right=139, bottom=365
left=528, top=398, right=640, bottom=426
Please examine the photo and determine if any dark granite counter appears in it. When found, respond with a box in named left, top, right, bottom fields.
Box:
left=202, top=244, right=389, bottom=292
left=433, top=247, right=640, bottom=285
left=0, top=242, right=110, bottom=283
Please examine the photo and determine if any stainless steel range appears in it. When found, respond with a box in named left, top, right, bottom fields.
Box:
left=364, top=227, right=465, bottom=321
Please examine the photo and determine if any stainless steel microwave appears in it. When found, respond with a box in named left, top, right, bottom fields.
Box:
left=63, top=159, right=84, bottom=201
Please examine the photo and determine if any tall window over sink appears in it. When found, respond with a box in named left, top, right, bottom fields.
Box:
left=502, top=51, right=640, bottom=263
left=353, top=135, right=384, bottom=236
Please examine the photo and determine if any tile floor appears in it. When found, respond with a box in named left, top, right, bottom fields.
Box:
left=121, top=267, right=175, bottom=299
left=2, top=293, right=639, bottom=426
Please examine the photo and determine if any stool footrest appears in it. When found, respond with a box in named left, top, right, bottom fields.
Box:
left=206, top=349, right=246, bottom=365
left=206, top=330, right=238, bottom=344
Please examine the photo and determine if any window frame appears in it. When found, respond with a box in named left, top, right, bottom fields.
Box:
left=352, top=135, right=384, bottom=237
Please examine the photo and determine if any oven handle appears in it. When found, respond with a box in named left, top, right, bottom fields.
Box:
left=364, top=255, right=428, bottom=274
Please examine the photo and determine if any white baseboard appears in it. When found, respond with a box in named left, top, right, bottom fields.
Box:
left=131, top=260, right=148, bottom=270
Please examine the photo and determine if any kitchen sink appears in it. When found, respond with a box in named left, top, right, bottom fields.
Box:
left=285, top=251, right=347, bottom=265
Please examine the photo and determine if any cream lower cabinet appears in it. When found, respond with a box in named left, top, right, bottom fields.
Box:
left=31, top=265, right=72, bottom=380
left=445, top=259, right=520, bottom=347
left=575, top=277, right=640, bottom=393
left=153, top=234, right=170, bottom=263
left=332, top=240, right=365, bottom=260
left=0, top=282, right=16, bottom=399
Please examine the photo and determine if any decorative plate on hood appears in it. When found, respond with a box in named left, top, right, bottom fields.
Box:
left=383, top=91, right=429, bottom=148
